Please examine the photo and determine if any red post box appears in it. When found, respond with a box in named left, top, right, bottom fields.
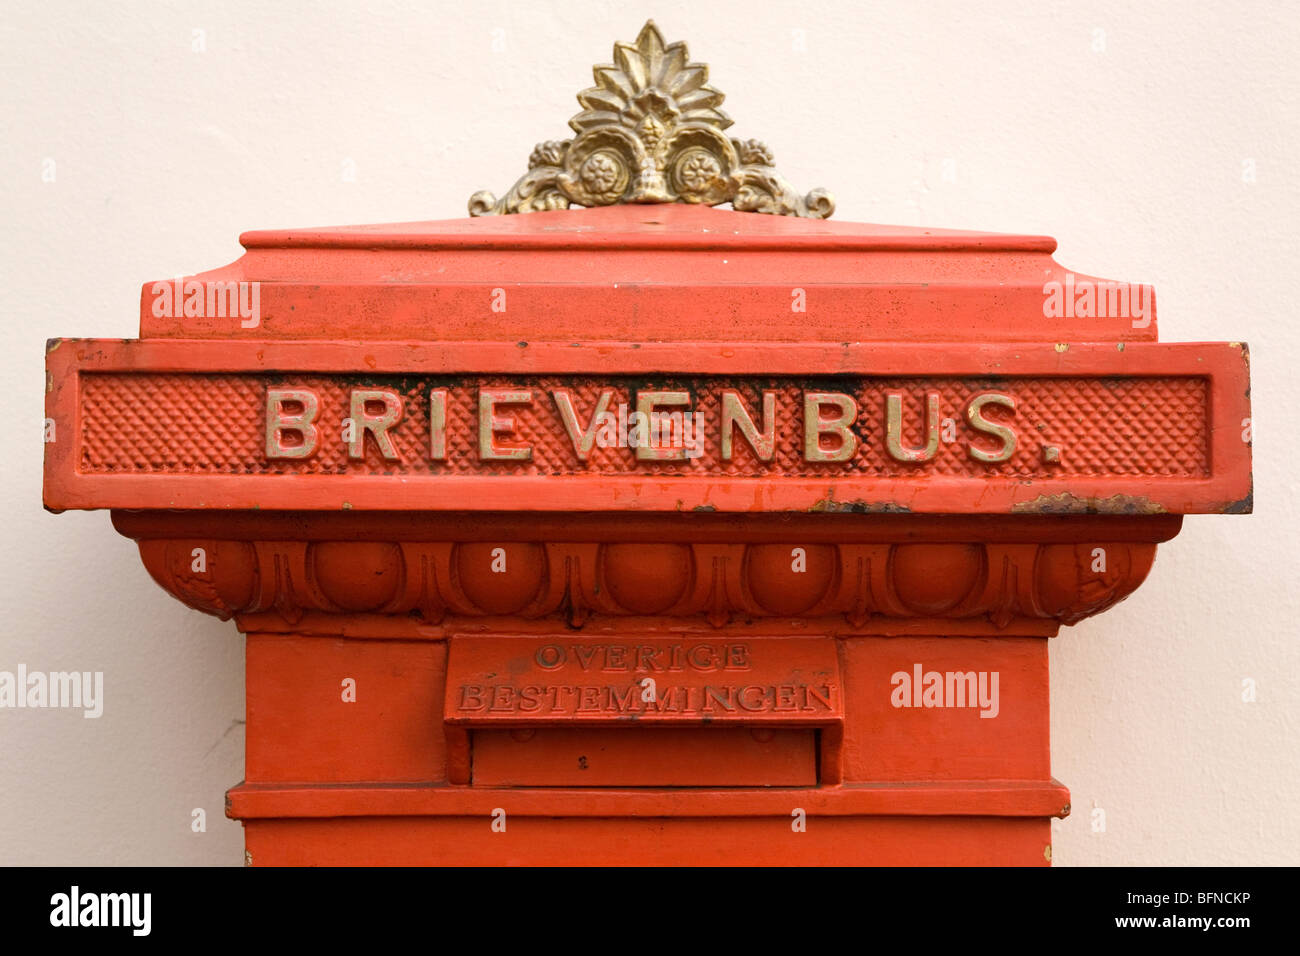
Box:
left=43, top=22, right=1251, bottom=866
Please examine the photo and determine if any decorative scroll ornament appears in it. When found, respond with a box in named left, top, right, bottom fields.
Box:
left=469, top=21, right=834, bottom=219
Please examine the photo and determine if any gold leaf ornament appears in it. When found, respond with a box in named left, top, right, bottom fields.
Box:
left=469, top=21, right=833, bottom=218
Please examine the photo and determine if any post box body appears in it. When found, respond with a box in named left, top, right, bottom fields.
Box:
left=45, top=203, right=1251, bottom=865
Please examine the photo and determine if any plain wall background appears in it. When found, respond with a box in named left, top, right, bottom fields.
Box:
left=2, top=0, right=1295, bottom=865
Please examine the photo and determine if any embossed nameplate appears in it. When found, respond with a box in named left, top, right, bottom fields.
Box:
left=443, top=636, right=843, bottom=726
left=43, top=340, right=1251, bottom=514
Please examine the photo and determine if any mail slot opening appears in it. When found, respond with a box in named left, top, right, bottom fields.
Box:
left=469, top=727, right=818, bottom=787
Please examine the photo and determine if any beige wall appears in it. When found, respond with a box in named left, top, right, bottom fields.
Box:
left=3, top=0, right=1295, bottom=865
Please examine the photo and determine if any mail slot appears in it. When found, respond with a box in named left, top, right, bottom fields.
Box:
left=471, top=729, right=818, bottom=787
left=42, top=22, right=1251, bottom=866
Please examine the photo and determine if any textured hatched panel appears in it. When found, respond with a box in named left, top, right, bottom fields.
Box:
left=79, top=374, right=1209, bottom=478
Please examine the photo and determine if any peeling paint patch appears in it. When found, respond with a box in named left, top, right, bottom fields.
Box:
left=1221, top=490, right=1253, bottom=514
left=810, top=497, right=911, bottom=514
left=1011, top=492, right=1167, bottom=515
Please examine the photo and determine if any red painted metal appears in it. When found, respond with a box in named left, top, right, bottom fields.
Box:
left=44, top=203, right=1251, bottom=865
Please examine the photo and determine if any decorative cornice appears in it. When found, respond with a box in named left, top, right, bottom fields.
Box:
left=138, top=538, right=1155, bottom=631
left=469, top=21, right=833, bottom=219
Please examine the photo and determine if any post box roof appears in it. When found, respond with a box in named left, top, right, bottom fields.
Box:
left=154, top=203, right=1149, bottom=344
left=237, top=203, right=1057, bottom=252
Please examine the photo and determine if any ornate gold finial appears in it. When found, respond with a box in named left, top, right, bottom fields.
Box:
left=469, top=21, right=834, bottom=218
